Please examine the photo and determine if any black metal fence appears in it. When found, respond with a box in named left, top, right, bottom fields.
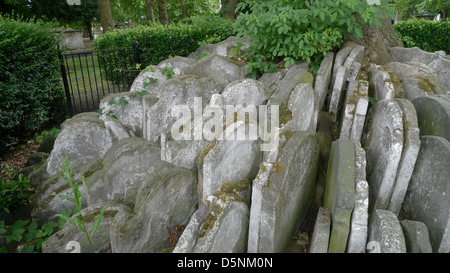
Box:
left=59, top=43, right=142, bottom=116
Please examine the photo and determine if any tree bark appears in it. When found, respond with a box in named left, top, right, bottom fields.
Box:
left=98, top=0, right=114, bottom=33
left=221, top=0, right=240, bottom=20
left=345, top=16, right=403, bottom=65
left=180, top=0, right=187, bottom=19
left=84, top=19, right=94, bottom=40
left=157, top=0, right=169, bottom=25
left=145, top=0, right=156, bottom=24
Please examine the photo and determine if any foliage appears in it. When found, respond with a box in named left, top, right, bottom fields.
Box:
left=53, top=157, right=107, bottom=253
left=395, top=0, right=450, bottom=20
left=394, top=18, right=450, bottom=53
left=94, top=15, right=234, bottom=78
left=0, top=219, right=59, bottom=253
left=0, top=15, right=67, bottom=151
left=27, top=127, right=60, bottom=145
left=233, top=0, right=395, bottom=77
left=0, top=172, right=30, bottom=213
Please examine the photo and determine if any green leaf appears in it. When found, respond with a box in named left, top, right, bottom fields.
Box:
left=89, top=205, right=107, bottom=240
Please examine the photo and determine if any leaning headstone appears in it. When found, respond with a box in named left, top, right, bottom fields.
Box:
left=402, top=135, right=450, bottom=253
left=412, top=95, right=450, bottom=142
left=221, top=78, right=272, bottom=106
left=181, top=54, right=246, bottom=89
left=367, top=64, right=398, bottom=101
left=157, top=56, right=196, bottom=76
left=368, top=209, right=407, bottom=253
left=248, top=131, right=319, bottom=253
left=339, top=80, right=369, bottom=141
left=129, top=65, right=168, bottom=96
left=314, top=52, right=334, bottom=111
left=331, top=46, right=353, bottom=88
left=99, top=91, right=145, bottom=137
left=328, top=66, right=349, bottom=122
left=85, top=137, right=161, bottom=207
left=110, top=161, right=198, bottom=253
left=284, top=83, right=315, bottom=133
left=362, top=99, right=404, bottom=212
left=400, top=220, right=433, bottom=253
left=390, top=46, right=440, bottom=65
left=309, top=207, right=331, bottom=253
left=323, top=139, right=356, bottom=253
left=387, top=99, right=421, bottom=214
left=144, top=75, right=222, bottom=142
left=197, top=121, right=262, bottom=204
left=190, top=179, right=251, bottom=253
left=45, top=113, right=116, bottom=176
left=347, top=143, right=369, bottom=253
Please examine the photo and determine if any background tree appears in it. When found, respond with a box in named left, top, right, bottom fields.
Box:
left=157, top=0, right=169, bottom=25
left=220, top=0, right=240, bottom=20
left=98, top=0, right=114, bottom=33
left=145, top=0, right=156, bottom=23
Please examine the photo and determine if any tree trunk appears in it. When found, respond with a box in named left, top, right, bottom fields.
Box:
left=84, top=20, right=94, bottom=40
left=345, top=16, right=403, bottom=65
left=180, top=0, right=187, bottom=19
left=157, top=0, right=169, bottom=25
left=221, top=0, right=240, bottom=20
left=98, top=0, right=114, bottom=33
left=145, top=0, right=156, bottom=24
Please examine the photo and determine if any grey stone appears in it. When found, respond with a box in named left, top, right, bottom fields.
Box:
left=331, top=46, right=353, bottom=88
left=181, top=54, right=246, bottom=88
left=346, top=62, right=362, bottom=82
left=191, top=179, right=251, bottom=253
left=402, top=136, right=450, bottom=253
left=248, top=131, right=319, bottom=253
left=45, top=113, right=115, bottom=176
left=173, top=203, right=210, bottom=253
left=368, top=209, right=407, bottom=253
left=221, top=78, right=272, bottom=106
left=309, top=207, right=331, bottom=253
left=144, top=75, right=222, bottom=142
left=85, top=137, right=161, bottom=207
left=362, top=100, right=404, bottom=212
left=314, top=51, right=334, bottom=111
left=339, top=80, right=369, bottom=141
left=400, top=77, right=445, bottom=101
left=197, top=121, right=262, bottom=203
left=323, top=140, right=356, bottom=253
left=347, top=143, right=369, bottom=253
left=400, top=220, right=433, bottom=253
left=284, top=83, right=315, bottom=133
left=157, top=56, right=196, bottom=76
left=427, top=56, right=450, bottom=93
left=99, top=92, right=145, bottom=137
left=267, top=63, right=312, bottom=107
left=387, top=99, right=421, bottom=215
left=390, top=46, right=440, bottom=65
left=412, top=95, right=450, bottom=142
left=328, top=66, right=349, bottom=122
left=368, top=64, right=397, bottom=101
left=110, top=161, right=198, bottom=253
left=42, top=203, right=131, bottom=253
left=129, top=65, right=167, bottom=96
left=343, top=46, right=364, bottom=70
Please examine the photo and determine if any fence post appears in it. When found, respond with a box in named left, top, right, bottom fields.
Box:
left=134, top=38, right=141, bottom=65
left=58, top=47, right=74, bottom=117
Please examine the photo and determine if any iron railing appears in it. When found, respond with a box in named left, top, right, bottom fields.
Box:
left=59, top=41, right=142, bottom=116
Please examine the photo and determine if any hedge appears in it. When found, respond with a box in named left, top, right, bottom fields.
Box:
left=94, top=15, right=235, bottom=69
left=0, top=16, right=67, bottom=152
left=394, top=18, right=450, bottom=53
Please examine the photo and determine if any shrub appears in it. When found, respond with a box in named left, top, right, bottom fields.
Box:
left=0, top=16, right=67, bottom=151
left=233, top=0, right=395, bottom=77
left=94, top=15, right=235, bottom=74
left=394, top=18, right=450, bottom=53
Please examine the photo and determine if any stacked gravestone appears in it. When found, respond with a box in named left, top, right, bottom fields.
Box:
left=248, top=131, right=319, bottom=252
left=328, top=46, right=364, bottom=122
left=361, top=99, right=420, bottom=214
left=320, top=139, right=368, bottom=253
